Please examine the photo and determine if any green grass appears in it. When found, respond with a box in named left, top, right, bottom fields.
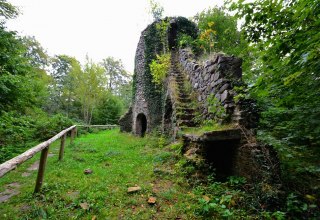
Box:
left=2, top=129, right=316, bottom=219
left=0, top=129, right=199, bottom=219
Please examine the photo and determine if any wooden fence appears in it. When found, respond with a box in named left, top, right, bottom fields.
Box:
left=0, top=124, right=118, bottom=193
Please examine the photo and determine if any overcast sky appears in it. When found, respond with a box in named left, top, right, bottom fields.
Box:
left=6, top=0, right=222, bottom=73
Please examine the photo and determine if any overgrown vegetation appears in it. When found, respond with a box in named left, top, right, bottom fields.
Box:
left=179, top=1, right=320, bottom=218
left=0, top=1, right=131, bottom=162
left=149, top=53, right=170, bottom=86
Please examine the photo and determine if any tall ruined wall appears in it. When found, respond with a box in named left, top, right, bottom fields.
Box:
left=178, top=49, right=258, bottom=128
left=179, top=49, right=242, bottom=121
left=120, top=17, right=198, bottom=135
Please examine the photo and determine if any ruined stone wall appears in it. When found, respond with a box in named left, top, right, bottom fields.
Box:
left=119, top=106, right=133, bottom=132
left=179, top=49, right=243, bottom=122
left=120, top=17, right=198, bottom=135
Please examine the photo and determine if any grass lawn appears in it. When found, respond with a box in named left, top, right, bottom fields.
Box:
left=0, top=129, right=200, bottom=219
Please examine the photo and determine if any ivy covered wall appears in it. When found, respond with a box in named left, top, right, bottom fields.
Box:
left=119, top=17, right=198, bottom=135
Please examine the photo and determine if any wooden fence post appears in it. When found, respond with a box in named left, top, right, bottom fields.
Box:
left=59, top=134, right=66, bottom=161
left=34, top=146, right=49, bottom=193
left=75, top=127, right=78, bottom=137
left=70, top=128, right=75, bottom=145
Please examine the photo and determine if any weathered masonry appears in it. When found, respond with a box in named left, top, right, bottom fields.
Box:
left=119, top=17, right=280, bottom=198
left=119, top=17, right=198, bottom=136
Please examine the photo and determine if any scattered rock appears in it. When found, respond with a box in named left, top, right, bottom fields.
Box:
left=22, top=172, right=31, bottom=177
left=66, top=191, right=80, bottom=200
left=147, top=196, right=156, bottom=205
left=80, top=202, right=89, bottom=210
left=127, top=186, right=141, bottom=193
left=27, top=161, right=39, bottom=171
left=48, top=153, right=55, bottom=157
left=0, top=182, right=21, bottom=203
left=84, top=169, right=93, bottom=175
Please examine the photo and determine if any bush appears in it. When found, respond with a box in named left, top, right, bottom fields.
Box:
left=149, top=53, right=170, bottom=86
left=0, top=110, right=74, bottom=163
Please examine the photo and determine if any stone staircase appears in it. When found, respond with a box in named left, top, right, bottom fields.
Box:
left=170, top=51, right=196, bottom=128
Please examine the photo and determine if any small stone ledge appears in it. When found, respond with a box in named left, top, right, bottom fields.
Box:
left=182, top=128, right=241, bottom=142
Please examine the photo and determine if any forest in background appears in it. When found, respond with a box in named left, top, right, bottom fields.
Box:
left=0, top=1, right=132, bottom=162
left=0, top=0, right=319, bottom=217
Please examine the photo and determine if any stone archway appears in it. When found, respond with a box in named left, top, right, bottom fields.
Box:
left=168, top=20, right=178, bottom=50
left=136, top=113, right=147, bottom=137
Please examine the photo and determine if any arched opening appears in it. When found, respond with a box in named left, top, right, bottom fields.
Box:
left=136, top=113, right=147, bottom=137
left=168, top=20, right=178, bottom=50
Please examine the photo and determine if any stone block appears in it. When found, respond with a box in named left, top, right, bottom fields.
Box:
left=215, top=93, right=221, bottom=101
left=213, top=72, right=220, bottom=81
left=221, top=90, right=229, bottom=102
left=219, top=83, right=230, bottom=93
left=204, top=73, right=210, bottom=81
left=204, top=60, right=214, bottom=68
left=207, top=64, right=217, bottom=74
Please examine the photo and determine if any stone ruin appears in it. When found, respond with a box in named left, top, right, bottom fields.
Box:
left=119, top=17, right=281, bottom=201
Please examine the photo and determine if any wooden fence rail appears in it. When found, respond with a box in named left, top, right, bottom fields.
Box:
left=0, top=124, right=117, bottom=193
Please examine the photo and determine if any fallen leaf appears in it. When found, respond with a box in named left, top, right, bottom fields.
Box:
left=127, top=186, right=141, bottom=193
left=148, top=196, right=156, bottom=204
left=203, top=195, right=210, bottom=202
left=80, top=202, right=89, bottom=210
left=92, top=215, right=97, bottom=220
left=84, top=169, right=93, bottom=175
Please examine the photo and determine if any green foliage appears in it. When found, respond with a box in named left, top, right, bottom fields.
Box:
left=33, top=113, right=74, bottom=142
left=0, top=0, right=19, bottom=20
left=148, top=0, right=164, bottom=21
left=228, top=0, right=320, bottom=217
left=0, top=25, right=46, bottom=112
left=92, top=92, right=123, bottom=125
left=149, top=53, right=170, bottom=86
left=192, top=7, right=249, bottom=57
left=0, top=110, right=74, bottom=163
left=178, top=34, right=202, bottom=55
left=205, top=94, right=226, bottom=125
left=155, top=19, right=169, bottom=53
left=101, top=56, right=130, bottom=95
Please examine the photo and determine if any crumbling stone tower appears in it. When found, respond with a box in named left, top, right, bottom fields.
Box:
left=119, top=17, right=197, bottom=136
left=119, top=17, right=281, bottom=200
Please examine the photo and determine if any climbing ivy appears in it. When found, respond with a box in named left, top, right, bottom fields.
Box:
left=149, top=53, right=170, bottom=86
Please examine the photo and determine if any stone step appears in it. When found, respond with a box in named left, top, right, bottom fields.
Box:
left=177, top=102, right=193, bottom=108
left=177, top=97, right=192, bottom=102
left=176, top=107, right=195, bottom=114
left=178, top=120, right=196, bottom=127
left=177, top=114, right=195, bottom=121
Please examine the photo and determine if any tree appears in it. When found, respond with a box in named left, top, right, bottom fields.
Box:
left=22, top=36, right=49, bottom=69
left=229, top=0, right=320, bottom=203
left=74, top=57, right=105, bottom=125
left=148, top=0, right=164, bottom=21
left=194, top=7, right=246, bottom=55
left=0, top=0, right=19, bottom=20
left=0, top=25, right=48, bottom=113
left=101, top=57, right=130, bottom=95
left=47, top=55, right=82, bottom=117
left=191, top=7, right=251, bottom=77
left=92, top=91, right=123, bottom=125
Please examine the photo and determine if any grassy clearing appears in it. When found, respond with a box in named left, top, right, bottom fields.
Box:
left=2, top=129, right=312, bottom=219
left=0, top=129, right=200, bottom=219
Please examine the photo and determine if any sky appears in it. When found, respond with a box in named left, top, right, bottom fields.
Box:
left=6, top=0, right=222, bottom=73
